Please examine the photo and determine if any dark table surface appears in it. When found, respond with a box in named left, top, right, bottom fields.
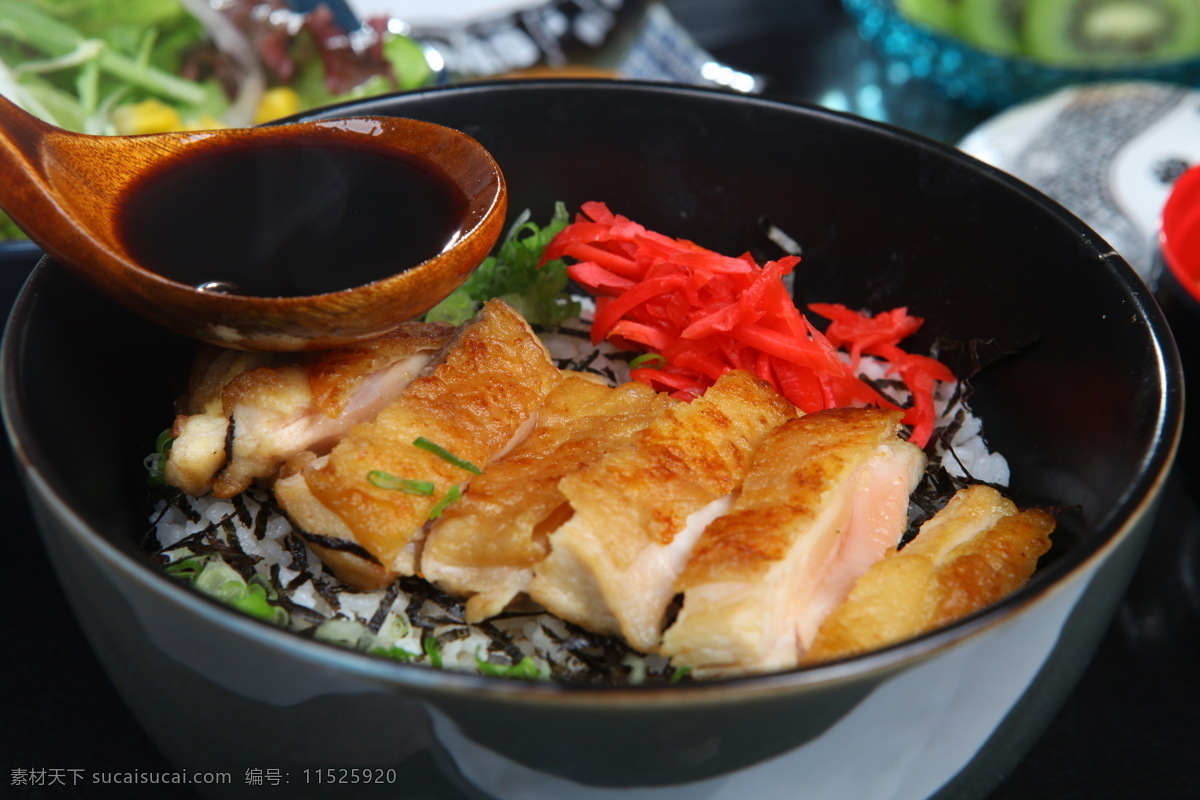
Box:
left=4, top=1, right=1199, bottom=798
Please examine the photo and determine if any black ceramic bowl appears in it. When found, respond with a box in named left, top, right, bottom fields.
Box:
left=1, top=81, right=1182, bottom=800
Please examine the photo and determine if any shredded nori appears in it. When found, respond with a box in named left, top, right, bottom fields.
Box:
left=532, top=321, right=638, bottom=385
left=285, top=568, right=313, bottom=593
left=436, top=627, right=472, bottom=645
left=556, top=348, right=600, bottom=372
left=286, top=530, right=310, bottom=572
left=367, top=582, right=403, bottom=634
left=173, top=492, right=203, bottom=525
left=141, top=487, right=184, bottom=549
left=310, top=574, right=342, bottom=613
left=475, top=618, right=527, bottom=665
left=900, top=466, right=971, bottom=549
left=295, top=530, right=383, bottom=564
left=935, top=334, right=1041, bottom=382
left=266, top=562, right=328, bottom=625
left=403, top=578, right=467, bottom=629
left=533, top=324, right=590, bottom=340
left=232, top=492, right=254, bottom=530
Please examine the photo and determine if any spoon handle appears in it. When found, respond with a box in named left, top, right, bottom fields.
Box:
left=0, top=92, right=130, bottom=271
left=0, top=92, right=61, bottom=241
left=0, top=91, right=61, bottom=165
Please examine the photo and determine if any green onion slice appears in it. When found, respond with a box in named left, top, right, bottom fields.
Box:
left=423, top=636, right=444, bottom=669
left=412, top=437, right=483, bottom=474
left=475, top=652, right=545, bottom=680
left=427, top=484, right=462, bottom=519
left=629, top=352, right=667, bottom=370
left=367, top=470, right=436, bottom=495
left=370, top=645, right=419, bottom=662
left=165, top=556, right=204, bottom=579
left=669, top=665, right=692, bottom=684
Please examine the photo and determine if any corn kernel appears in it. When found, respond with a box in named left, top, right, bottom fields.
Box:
left=255, top=87, right=302, bottom=125
left=112, top=100, right=184, bottom=135
left=183, top=114, right=227, bottom=131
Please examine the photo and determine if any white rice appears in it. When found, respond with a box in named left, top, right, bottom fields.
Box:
left=855, top=354, right=1009, bottom=486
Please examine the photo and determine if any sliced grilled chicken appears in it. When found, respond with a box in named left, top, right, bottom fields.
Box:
left=164, top=323, right=453, bottom=498
left=660, top=408, right=925, bottom=678
left=804, top=484, right=1055, bottom=664
left=421, top=375, right=676, bottom=621
left=285, top=299, right=562, bottom=580
left=527, top=369, right=799, bottom=652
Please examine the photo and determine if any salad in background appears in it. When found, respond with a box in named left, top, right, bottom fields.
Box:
left=0, top=0, right=434, bottom=241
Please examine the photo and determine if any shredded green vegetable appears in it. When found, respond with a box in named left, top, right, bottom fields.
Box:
left=412, top=437, right=482, bottom=475
left=163, top=554, right=203, bottom=579
left=188, top=560, right=289, bottom=625
left=629, top=352, right=667, bottom=370
left=424, top=202, right=581, bottom=326
left=143, top=428, right=174, bottom=486
left=314, top=618, right=375, bottom=650
left=422, top=636, right=444, bottom=669
left=427, top=484, right=462, bottom=520
left=370, top=645, right=420, bottom=662
left=476, top=653, right=546, bottom=680
left=366, top=470, right=436, bottom=496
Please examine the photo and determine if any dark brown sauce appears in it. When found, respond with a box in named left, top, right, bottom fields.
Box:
left=117, top=138, right=468, bottom=297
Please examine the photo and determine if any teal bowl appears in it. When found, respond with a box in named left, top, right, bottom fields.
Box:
left=842, top=0, right=1200, bottom=108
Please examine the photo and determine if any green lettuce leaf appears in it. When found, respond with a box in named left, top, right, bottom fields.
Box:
left=424, top=203, right=581, bottom=327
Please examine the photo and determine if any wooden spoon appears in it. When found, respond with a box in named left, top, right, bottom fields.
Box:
left=0, top=92, right=506, bottom=350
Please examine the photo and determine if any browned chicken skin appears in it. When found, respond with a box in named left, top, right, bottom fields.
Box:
left=164, top=322, right=453, bottom=498
left=660, top=407, right=926, bottom=677
left=288, top=299, right=563, bottom=579
left=421, top=375, right=677, bottom=621
left=527, top=369, right=800, bottom=652
left=804, top=484, right=1055, bottom=664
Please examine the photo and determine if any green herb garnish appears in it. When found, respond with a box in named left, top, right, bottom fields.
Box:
left=412, top=437, right=482, bottom=475
left=164, top=555, right=203, bottom=579
left=229, top=581, right=288, bottom=625
left=370, top=645, right=420, bottom=662
left=423, top=202, right=581, bottom=326
left=143, top=427, right=174, bottom=485
left=427, top=484, right=462, bottom=519
left=366, top=470, right=436, bottom=495
left=191, top=561, right=288, bottom=625
left=629, top=352, right=667, bottom=370
left=423, top=636, right=444, bottom=669
left=475, top=653, right=546, bottom=680
left=313, top=618, right=374, bottom=649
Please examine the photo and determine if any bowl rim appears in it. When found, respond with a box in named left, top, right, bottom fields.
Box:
left=1, top=78, right=1185, bottom=703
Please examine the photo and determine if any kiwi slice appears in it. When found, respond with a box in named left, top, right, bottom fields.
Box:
left=1022, top=0, right=1200, bottom=66
left=897, top=0, right=962, bottom=36
left=959, top=0, right=1028, bottom=55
